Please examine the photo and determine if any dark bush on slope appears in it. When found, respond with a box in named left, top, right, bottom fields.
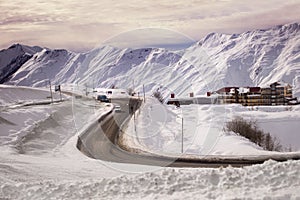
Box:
left=224, top=116, right=283, bottom=151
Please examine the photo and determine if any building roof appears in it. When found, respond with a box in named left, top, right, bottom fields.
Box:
left=216, top=86, right=261, bottom=94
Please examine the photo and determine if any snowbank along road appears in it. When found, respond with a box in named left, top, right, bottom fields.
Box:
left=77, top=97, right=300, bottom=168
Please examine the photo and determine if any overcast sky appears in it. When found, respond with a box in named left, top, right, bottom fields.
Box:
left=1, top=0, right=300, bottom=52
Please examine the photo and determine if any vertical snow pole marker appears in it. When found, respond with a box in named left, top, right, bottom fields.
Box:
left=49, top=80, right=53, bottom=103
left=182, top=117, right=184, bottom=154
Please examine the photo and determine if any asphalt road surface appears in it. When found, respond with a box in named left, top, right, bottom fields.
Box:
left=77, top=98, right=300, bottom=168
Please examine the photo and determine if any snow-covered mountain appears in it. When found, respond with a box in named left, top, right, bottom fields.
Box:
left=0, top=44, right=42, bottom=84
left=1, top=23, right=300, bottom=97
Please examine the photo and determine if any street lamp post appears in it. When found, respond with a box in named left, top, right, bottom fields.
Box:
left=177, top=114, right=184, bottom=154
left=143, top=84, right=146, bottom=103
left=49, top=80, right=53, bottom=103
left=181, top=117, right=183, bottom=154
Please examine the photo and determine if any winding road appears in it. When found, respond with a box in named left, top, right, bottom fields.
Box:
left=77, top=97, right=300, bottom=168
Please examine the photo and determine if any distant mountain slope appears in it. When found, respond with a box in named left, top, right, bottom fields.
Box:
left=1, top=23, right=300, bottom=97
left=0, top=44, right=43, bottom=83
left=184, top=22, right=300, bottom=96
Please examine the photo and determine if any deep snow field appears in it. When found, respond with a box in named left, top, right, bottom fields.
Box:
left=124, top=97, right=300, bottom=156
left=0, top=85, right=300, bottom=199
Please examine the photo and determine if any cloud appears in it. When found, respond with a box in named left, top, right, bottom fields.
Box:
left=0, top=0, right=300, bottom=52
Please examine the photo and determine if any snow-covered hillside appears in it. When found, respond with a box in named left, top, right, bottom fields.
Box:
left=0, top=86, right=300, bottom=199
left=1, top=23, right=300, bottom=97
left=122, top=97, right=300, bottom=157
left=191, top=23, right=300, bottom=94
left=0, top=44, right=42, bottom=84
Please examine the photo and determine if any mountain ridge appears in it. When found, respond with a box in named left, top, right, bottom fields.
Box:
left=0, top=22, right=299, bottom=97
left=0, top=44, right=43, bottom=83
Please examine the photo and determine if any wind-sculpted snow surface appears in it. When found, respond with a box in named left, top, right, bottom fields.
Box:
left=1, top=160, right=300, bottom=199
left=1, top=23, right=300, bottom=97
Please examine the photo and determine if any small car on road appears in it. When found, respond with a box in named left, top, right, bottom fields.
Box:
left=97, top=95, right=110, bottom=102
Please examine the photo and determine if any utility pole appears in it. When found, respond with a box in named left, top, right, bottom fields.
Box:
left=59, top=85, right=62, bottom=101
left=49, top=80, right=53, bottom=103
left=181, top=117, right=184, bottom=154
left=85, top=84, right=88, bottom=96
left=92, top=79, right=95, bottom=92
left=143, top=84, right=146, bottom=103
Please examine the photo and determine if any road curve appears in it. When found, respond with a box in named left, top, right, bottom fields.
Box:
left=77, top=98, right=300, bottom=168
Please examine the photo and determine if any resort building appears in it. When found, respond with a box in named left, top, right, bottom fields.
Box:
left=167, top=81, right=298, bottom=106
left=216, top=81, right=295, bottom=106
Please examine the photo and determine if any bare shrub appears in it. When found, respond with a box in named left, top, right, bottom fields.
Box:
left=224, top=116, right=283, bottom=151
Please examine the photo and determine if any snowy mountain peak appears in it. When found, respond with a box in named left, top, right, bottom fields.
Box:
left=197, top=22, right=300, bottom=49
left=0, top=44, right=43, bottom=83
left=7, top=43, right=43, bottom=55
left=171, top=23, right=300, bottom=96
left=273, top=22, right=300, bottom=34
left=1, top=22, right=300, bottom=97
left=87, top=45, right=120, bottom=54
